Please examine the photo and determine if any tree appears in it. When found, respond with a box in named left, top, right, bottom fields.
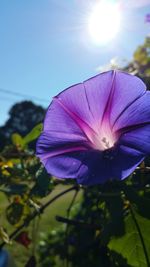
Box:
left=0, top=101, right=46, bottom=150
left=124, top=37, right=150, bottom=89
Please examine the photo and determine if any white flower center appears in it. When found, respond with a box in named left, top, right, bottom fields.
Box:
left=90, top=123, right=117, bottom=151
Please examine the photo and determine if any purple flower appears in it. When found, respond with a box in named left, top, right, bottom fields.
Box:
left=36, top=70, right=150, bottom=185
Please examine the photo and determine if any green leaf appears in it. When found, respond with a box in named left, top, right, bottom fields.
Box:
left=31, top=167, right=54, bottom=197
left=11, top=133, right=24, bottom=148
left=108, top=209, right=150, bottom=267
left=124, top=185, right=150, bottom=220
left=6, top=202, right=24, bottom=225
left=6, top=184, right=28, bottom=195
left=37, top=168, right=50, bottom=189
left=23, top=123, right=43, bottom=146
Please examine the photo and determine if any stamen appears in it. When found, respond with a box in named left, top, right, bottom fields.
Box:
left=101, top=137, right=110, bottom=149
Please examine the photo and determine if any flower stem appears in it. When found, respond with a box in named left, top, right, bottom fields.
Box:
left=0, top=185, right=79, bottom=249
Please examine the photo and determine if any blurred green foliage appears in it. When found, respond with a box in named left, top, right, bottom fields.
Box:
left=124, top=36, right=150, bottom=89
left=0, top=101, right=45, bottom=150
left=38, top=177, right=150, bottom=267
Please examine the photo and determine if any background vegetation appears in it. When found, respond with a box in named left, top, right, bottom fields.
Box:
left=0, top=37, right=150, bottom=267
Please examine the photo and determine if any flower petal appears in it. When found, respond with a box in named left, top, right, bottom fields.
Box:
left=83, top=71, right=146, bottom=129
left=42, top=149, right=111, bottom=184
left=44, top=153, right=85, bottom=179
left=53, top=83, right=94, bottom=128
left=83, top=71, right=115, bottom=126
left=76, top=151, right=111, bottom=185
left=40, top=145, right=144, bottom=186
left=111, top=145, right=144, bottom=179
left=42, top=72, right=117, bottom=150
left=78, top=145, right=144, bottom=185
left=113, top=91, right=150, bottom=132
left=37, top=133, right=145, bottom=185
left=43, top=92, right=87, bottom=137
left=109, top=71, right=146, bottom=127
left=119, top=125, right=150, bottom=155
left=36, top=131, right=89, bottom=161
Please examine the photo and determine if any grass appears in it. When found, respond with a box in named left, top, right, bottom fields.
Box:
left=0, top=185, right=82, bottom=267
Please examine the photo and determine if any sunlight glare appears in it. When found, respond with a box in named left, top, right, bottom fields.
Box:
left=88, top=1, right=121, bottom=45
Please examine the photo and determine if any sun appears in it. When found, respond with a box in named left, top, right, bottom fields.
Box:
left=88, top=1, right=121, bottom=45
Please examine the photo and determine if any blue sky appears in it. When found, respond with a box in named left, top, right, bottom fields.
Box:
left=0, top=0, right=150, bottom=126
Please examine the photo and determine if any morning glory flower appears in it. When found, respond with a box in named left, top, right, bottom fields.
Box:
left=36, top=70, right=150, bottom=185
